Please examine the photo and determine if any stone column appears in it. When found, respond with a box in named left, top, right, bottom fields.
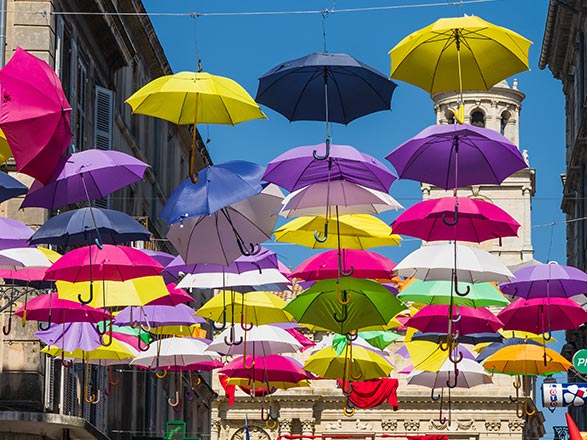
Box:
left=211, top=418, right=222, bottom=440
left=300, top=418, right=315, bottom=438
left=279, top=419, right=293, bottom=437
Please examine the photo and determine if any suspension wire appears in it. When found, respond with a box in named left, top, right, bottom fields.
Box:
left=321, top=9, right=329, bottom=53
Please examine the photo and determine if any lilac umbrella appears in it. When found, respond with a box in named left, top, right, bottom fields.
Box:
left=263, top=144, right=397, bottom=193
left=500, top=262, right=587, bottom=299
left=140, top=250, right=176, bottom=268
left=21, top=149, right=149, bottom=210
left=0, top=218, right=34, bottom=250
left=113, top=304, right=204, bottom=328
left=35, top=321, right=101, bottom=352
left=386, top=123, right=527, bottom=190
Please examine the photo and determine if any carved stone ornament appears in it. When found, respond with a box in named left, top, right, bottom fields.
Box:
left=300, top=418, right=316, bottom=434
left=456, top=419, right=476, bottom=431
left=404, top=420, right=421, bottom=432
left=381, top=420, right=398, bottom=431
left=212, top=419, right=223, bottom=434
left=231, top=425, right=271, bottom=440
left=355, top=419, right=373, bottom=431
left=428, top=419, right=448, bottom=431
left=485, top=420, right=502, bottom=432
left=325, top=420, right=343, bottom=431
left=508, top=420, right=525, bottom=432
left=279, top=419, right=293, bottom=435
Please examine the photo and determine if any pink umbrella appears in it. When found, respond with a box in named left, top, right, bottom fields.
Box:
left=219, top=354, right=312, bottom=384
left=0, top=47, right=72, bottom=184
left=44, top=244, right=163, bottom=282
left=497, top=297, right=587, bottom=335
left=406, top=305, right=503, bottom=336
left=290, top=248, right=396, bottom=281
left=146, top=283, right=193, bottom=306
left=390, top=196, right=520, bottom=243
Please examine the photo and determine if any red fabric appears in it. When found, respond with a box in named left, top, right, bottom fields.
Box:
left=337, top=378, right=399, bottom=409
left=567, top=413, right=583, bottom=440
left=407, top=436, right=448, bottom=440
left=219, top=374, right=235, bottom=405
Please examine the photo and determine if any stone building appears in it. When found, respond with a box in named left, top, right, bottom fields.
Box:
left=210, top=84, right=543, bottom=440
left=539, top=0, right=587, bottom=430
left=0, top=2, right=212, bottom=440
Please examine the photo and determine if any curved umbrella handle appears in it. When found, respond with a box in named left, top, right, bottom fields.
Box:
left=137, top=335, right=151, bottom=352
left=333, top=304, right=348, bottom=323
left=61, top=351, right=73, bottom=368
left=448, top=346, right=463, bottom=364
left=260, top=406, right=270, bottom=422
left=542, top=329, right=553, bottom=341
left=2, top=314, right=11, bottom=336
left=524, top=397, right=536, bottom=416
left=240, top=314, right=254, bottom=331
left=337, top=288, right=351, bottom=305
left=446, top=371, right=459, bottom=389
left=343, top=396, right=355, bottom=417
left=155, top=369, right=168, bottom=379
left=453, top=274, right=470, bottom=297
left=441, top=204, right=459, bottom=226
left=313, top=139, right=330, bottom=161
left=78, top=282, right=94, bottom=305
left=345, top=330, right=358, bottom=342
left=265, top=418, right=278, bottom=430
left=100, top=321, right=114, bottom=347
left=168, top=391, right=181, bottom=407
left=313, top=222, right=329, bottom=243
left=109, top=366, right=120, bottom=387
left=38, top=316, right=52, bottom=331
left=431, top=388, right=441, bottom=401
left=340, top=265, right=354, bottom=277
left=211, top=311, right=227, bottom=331
left=224, top=325, right=243, bottom=346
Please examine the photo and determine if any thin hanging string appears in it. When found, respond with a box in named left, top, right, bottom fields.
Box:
left=192, top=13, right=200, bottom=71
left=321, top=10, right=329, bottom=53
left=546, top=223, right=555, bottom=261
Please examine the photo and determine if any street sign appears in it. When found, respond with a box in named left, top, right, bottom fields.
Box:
left=573, top=349, right=587, bottom=373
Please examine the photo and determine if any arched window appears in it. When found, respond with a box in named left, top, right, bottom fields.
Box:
left=500, top=110, right=511, bottom=135
left=470, top=110, right=485, bottom=127
left=444, top=110, right=455, bottom=124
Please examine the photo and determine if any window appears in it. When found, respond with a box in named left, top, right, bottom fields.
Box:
left=54, top=17, right=72, bottom=101
left=470, top=110, right=485, bottom=127
left=500, top=110, right=511, bottom=135
left=444, top=110, right=455, bottom=124
left=94, top=86, right=113, bottom=150
left=76, top=56, right=88, bottom=150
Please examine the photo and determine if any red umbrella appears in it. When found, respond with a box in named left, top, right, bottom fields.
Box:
left=219, top=354, right=311, bottom=385
left=0, top=47, right=72, bottom=184
left=405, top=304, right=503, bottom=336
left=14, top=292, right=109, bottom=325
left=146, top=283, right=193, bottom=306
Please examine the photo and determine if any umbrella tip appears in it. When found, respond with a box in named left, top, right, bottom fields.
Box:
left=198, top=59, right=202, bottom=73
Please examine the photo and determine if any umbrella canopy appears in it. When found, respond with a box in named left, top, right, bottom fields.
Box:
left=476, top=338, right=542, bottom=363
left=114, top=304, right=203, bottom=328
left=290, top=249, right=396, bottom=282
left=177, top=268, right=289, bottom=290
left=0, top=129, right=12, bottom=164
left=167, top=184, right=283, bottom=265
left=406, top=304, right=503, bottom=335
left=29, top=207, right=151, bottom=246
left=207, top=324, right=303, bottom=356
left=274, top=214, right=401, bottom=250
left=0, top=170, right=27, bottom=203
left=397, top=279, right=509, bottom=308
left=391, top=196, right=520, bottom=243
left=21, top=149, right=149, bottom=210
left=140, top=250, right=176, bottom=268
left=159, top=161, right=266, bottom=224
left=304, top=344, right=393, bottom=381
left=14, top=292, right=109, bottom=324
left=256, top=52, right=396, bottom=124
left=45, top=244, right=162, bottom=282
left=482, top=344, right=572, bottom=376
left=410, top=331, right=503, bottom=345
left=129, top=337, right=219, bottom=369
left=0, top=247, right=54, bottom=270
left=497, top=297, right=587, bottom=334
left=264, top=144, right=396, bottom=193
left=279, top=180, right=403, bottom=218
left=284, top=278, right=406, bottom=334
left=0, top=47, right=72, bottom=184
left=407, top=357, right=492, bottom=389
left=146, top=283, right=193, bottom=306
left=405, top=339, right=476, bottom=372
left=42, top=339, right=137, bottom=363
left=311, top=333, right=389, bottom=357
left=219, top=354, right=311, bottom=384
left=394, top=243, right=514, bottom=283
left=386, top=123, right=527, bottom=190
left=499, top=262, right=587, bottom=299
left=389, top=15, right=531, bottom=94
left=0, top=218, right=34, bottom=250
left=35, top=321, right=102, bottom=352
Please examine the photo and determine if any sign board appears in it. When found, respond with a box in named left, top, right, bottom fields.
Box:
left=573, top=349, right=587, bottom=373
left=543, top=383, right=587, bottom=408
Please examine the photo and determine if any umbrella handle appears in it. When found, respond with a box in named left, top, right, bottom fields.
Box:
left=78, top=282, right=94, bottom=305
left=265, top=418, right=278, bottom=430
left=431, top=388, right=441, bottom=401
left=109, top=366, right=120, bottom=387
left=448, top=347, right=463, bottom=364
left=155, top=369, right=168, bottom=379
left=441, top=205, right=459, bottom=226
left=313, top=222, right=329, bottom=243
left=438, top=336, right=450, bottom=352
left=542, top=329, right=553, bottom=341
left=515, top=399, right=524, bottom=419
left=340, top=265, right=354, bottom=277
left=224, top=325, right=243, bottom=346
left=446, top=370, right=459, bottom=389
left=524, top=397, right=536, bottom=416
left=2, top=313, right=11, bottom=336
left=100, top=322, right=114, bottom=347
left=313, top=139, right=330, bottom=161
left=333, top=304, right=348, bottom=323
left=345, top=330, right=358, bottom=342
left=343, top=396, right=355, bottom=417
left=337, top=287, right=351, bottom=305
left=61, top=351, right=73, bottom=368
left=137, top=335, right=151, bottom=352
left=168, top=390, right=181, bottom=407
left=453, top=275, right=470, bottom=297
left=190, top=371, right=201, bottom=387
left=211, top=311, right=227, bottom=331
left=260, top=405, right=270, bottom=421
left=240, top=314, right=254, bottom=332
left=237, top=239, right=261, bottom=256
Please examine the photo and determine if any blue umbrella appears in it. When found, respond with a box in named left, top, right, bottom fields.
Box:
left=0, top=171, right=27, bottom=203
left=411, top=331, right=504, bottom=345
left=256, top=52, right=397, bottom=159
left=475, top=338, right=542, bottom=363
left=159, top=160, right=265, bottom=224
left=28, top=207, right=151, bottom=246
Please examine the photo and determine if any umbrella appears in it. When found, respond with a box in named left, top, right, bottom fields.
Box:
left=476, top=338, right=542, bottom=363
left=0, top=218, right=34, bottom=250
left=125, top=70, right=266, bottom=182
left=167, top=184, right=283, bottom=265
left=394, top=243, right=514, bottom=284
left=390, top=196, right=520, bottom=243
left=257, top=52, right=396, bottom=160
left=290, top=249, right=396, bottom=282
left=405, top=339, right=476, bottom=372
left=14, top=292, right=110, bottom=325
left=407, top=358, right=493, bottom=389
left=176, top=268, right=289, bottom=290
left=114, top=304, right=203, bottom=328
left=264, top=144, right=396, bottom=193
left=45, top=244, right=163, bottom=283
left=0, top=129, right=12, bottom=164
left=397, top=279, right=509, bottom=308
left=357, top=330, right=401, bottom=350
left=42, top=339, right=137, bottom=362
left=482, top=344, right=572, bottom=376
left=207, top=324, right=303, bottom=356
left=129, top=337, right=220, bottom=369
left=499, top=261, right=587, bottom=299
left=0, top=170, right=27, bottom=203
left=283, top=278, right=406, bottom=334
left=140, top=250, right=176, bottom=268
left=21, top=149, right=149, bottom=210
left=159, top=161, right=266, bottom=224
left=219, top=354, right=311, bottom=385
left=410, top=331, right=503, bottom=345
left=146, top=283, right=193, bottom=306
left=0, top=47, right=72, bottom=184
left=405, top=304, right=503, bottom=336
left=386, top=123, right=527, bottom=190
left=311, top=333, right=389, bottom=357
left=274, top=214, right=401, bottom=250
left=497, top=297, right=587, bottom=335
left=0, top=247, right=54, bottom=270
left=29, top=207, right=151, bottom=246
left=35, top=321, right=102, bottom=352
left=279, top=180, right=403, bottom=218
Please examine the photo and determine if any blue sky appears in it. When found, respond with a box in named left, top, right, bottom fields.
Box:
left=142, top=0, right=567, bottom=432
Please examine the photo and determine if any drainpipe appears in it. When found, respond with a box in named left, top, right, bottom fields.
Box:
left=152, top=121, right=159, bottom=229
left=580, top=163, right=585, bottom=270
left=0, top=0, right=6, bottom=67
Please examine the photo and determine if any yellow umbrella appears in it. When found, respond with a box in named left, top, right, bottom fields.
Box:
left=274, top=214, right=401, bottom=249
left=125, top=71, right=266, bottom=182
left=0, top=129, right=13, bottom=164
left=405, top=338, right=452, bottom=372
left=56, top=275, right=169, bottom=308
left=481, top=344, right=571, bottom=376
left=389, top=15, right=532, bottom=122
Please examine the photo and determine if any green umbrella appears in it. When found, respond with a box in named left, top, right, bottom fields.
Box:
left=358, top=330, right=401, bottom=350
left=397, top=279, right=509, bottom=308
left=284, top=278, right=406, bottom=334
left=97, top=321, right=152, bottom=343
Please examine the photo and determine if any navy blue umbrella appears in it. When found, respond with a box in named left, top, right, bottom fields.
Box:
left=159, top=160, right=265, bottom=224
left=0, top=170, right=27, bottom=203
left=411, top=331, right=504, bottom=345
left=28, top=207, right=151, bottom=246
left=256, top=52, right=397, bottom=159
left=476, top=338, right=542, bottom=363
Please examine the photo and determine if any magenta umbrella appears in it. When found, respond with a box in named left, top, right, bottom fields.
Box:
left=45, top=244, right=162, bottom=282
left=218, top=354, right=312, bottom=384
left=0, top=47, right=72, bottom=184
left=290, top=249, right=396, bottom=281
left=146, top=283, right=193, bottom=306
left=406, top=305, right=503, bottom=336
left=497, top=297, right=587, bottom=335
left=391, top=196, right=520, bottom=243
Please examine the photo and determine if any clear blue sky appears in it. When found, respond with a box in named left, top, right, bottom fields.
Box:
left=142, top=0, right=567, bottom=433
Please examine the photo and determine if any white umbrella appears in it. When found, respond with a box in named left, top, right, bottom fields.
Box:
left=167, top=184, right=283, bottom=266
left=0, top=247, right=54, bottom=270
left=407, top=357, right=493, bottom=389
left=129, top=337, right=220, bottom=369
left=177, top=268, right=290, bottom=289
left=394, top=243, right=513, bottom=283
left=207, top=324, right=303, bottom=356
left=279, top=180, right=403, bottom=218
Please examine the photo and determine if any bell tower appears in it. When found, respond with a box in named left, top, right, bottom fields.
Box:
left=427, top=79, right=536, bottom=267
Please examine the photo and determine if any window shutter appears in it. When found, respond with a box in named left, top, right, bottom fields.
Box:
left=44, top=356, right=55, bottom=410
left=94, top=86, right=113, bottom=150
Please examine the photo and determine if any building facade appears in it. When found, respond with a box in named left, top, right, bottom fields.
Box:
left=0, top=2, right=212, bottom=440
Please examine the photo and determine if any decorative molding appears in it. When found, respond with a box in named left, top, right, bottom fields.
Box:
left=456, top=419, right=476, bottom=431
left=355, top=420, right=373, bottom=431
left=325, top=420, right=343, bottom=431
left=381, top=420, right=398, bottom=431
left=428, top=419, right=448, bottom=431
left=485, top=420, right=502, bottom=432
left=404, top=420, right=421, bottom=432
left=212, top=419, right=223, bottom=434
left=508, top=419, right=525, bottom=432
left=301, top=418, right=316, bottom=434
left=279, top=418, right=293, bottom=435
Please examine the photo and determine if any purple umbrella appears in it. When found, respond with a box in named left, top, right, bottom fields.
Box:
left=21, top=149, right=149, bottom=210
left=386, top=123, right=527, bottom=190
left=140, top=250, right=177, bottom=268
left=35, top=321, right=101, bottom=352
left=263, top=144, right=396, bottom=193
left=113, top=304, right=204, bottom=328
left=500, top=262, right=587, bottom=299
left=0, top=218, right=34, bottom=250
